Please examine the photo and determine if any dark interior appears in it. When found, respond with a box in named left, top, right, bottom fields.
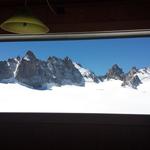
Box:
left=0, top=0, right=150, bottom=149
left=0, top=0, right=150, bottom=34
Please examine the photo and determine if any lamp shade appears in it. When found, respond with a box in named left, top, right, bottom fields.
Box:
left=0, top=9, right=49, bottom=34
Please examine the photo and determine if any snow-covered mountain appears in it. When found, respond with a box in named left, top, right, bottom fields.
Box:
left=100, top=64, right=145, bottom=89
left=0, top=51, right=86, bottom=89
left=0, top=50, right=150, bottom=114
left=0, top=50, right=149, bottom=90
left=137, top=67, right=150, bottom=81
left=73, top=62, right=100, bottom=83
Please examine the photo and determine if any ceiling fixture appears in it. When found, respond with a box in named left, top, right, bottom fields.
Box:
left=0, top=0, right=50, bottom=34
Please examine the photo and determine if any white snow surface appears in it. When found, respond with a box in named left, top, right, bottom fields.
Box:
left=137, top=68, right=150, bottom=81
left=0, top=79, right=150, bottom=114
left=73, top=62, right=97, bottom=82
left=23, top=55, right=30, bottom=61
left=14, top=58, right=20, bottom=77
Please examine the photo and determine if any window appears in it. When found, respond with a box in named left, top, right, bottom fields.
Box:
left=0, top=31, right=150, bottom=114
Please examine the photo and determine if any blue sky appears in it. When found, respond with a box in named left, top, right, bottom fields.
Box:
left=0, top=37, right=150, bottom=75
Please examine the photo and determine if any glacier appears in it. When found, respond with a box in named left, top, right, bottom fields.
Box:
left=0, top=79, right=150, bottom=114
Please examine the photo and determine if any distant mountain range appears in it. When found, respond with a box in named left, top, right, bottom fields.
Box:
left=0, top=50, right=149, bottom=90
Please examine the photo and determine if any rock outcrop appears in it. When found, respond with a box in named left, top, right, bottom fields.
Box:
left=0, top=51, right=148, bottom=90
left=16, top=51, right=84, bottom=89
left=106, top=64, right=125, bottom=81
left=122, top=67, right=142, bottom=89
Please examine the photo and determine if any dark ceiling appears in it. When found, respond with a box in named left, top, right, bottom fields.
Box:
left=0, top=0, right=150, bottom=34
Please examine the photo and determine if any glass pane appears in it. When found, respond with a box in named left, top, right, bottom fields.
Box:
left=0, top=37, right=150, bottom=114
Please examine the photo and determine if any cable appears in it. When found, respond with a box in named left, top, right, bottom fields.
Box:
left=46, top=0, right=57, bottom=15
left=25, top=0, right=28, bottom=7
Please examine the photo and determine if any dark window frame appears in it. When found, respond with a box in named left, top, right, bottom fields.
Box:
left=0, top=29, right=150, bottom=125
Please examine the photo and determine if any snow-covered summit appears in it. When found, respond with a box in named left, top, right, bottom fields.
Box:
left=22, top=50, right=36, bottom=61
left=0, top=50, right=150, bottom=90
left=73, top=62, right=100, bottom=83
left=122, top=67, right=150, bottom=89
left=137, top=67, right=150, bottom=81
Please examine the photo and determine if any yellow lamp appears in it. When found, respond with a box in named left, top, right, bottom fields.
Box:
left=0, top=9, right=49, bottom=34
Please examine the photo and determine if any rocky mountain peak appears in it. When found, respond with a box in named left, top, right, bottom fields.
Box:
left=23, top=50, right=37, bottom=61
left=122, top=67, right=142, bottom=89
left=112, top=64, right=121, bottom=69
left=63, top=56, right=73, bottom=63
left=0, top=50, right=149, bottom=90
left=26, top=50, right=35, bottom=57
left=122, top=75, right=142, bottom=89
left=106, top=64, right=125, bottom=80
left=0, top=60, right=14, bottom=81
left=16, top=56, right=21, bottom=61
left=15, top=51, right=85, bottom=89
left=128, top=67, right=139, bottom=76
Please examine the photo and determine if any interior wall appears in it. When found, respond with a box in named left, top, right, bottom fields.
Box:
left=0, top=0, right=150, bottom=33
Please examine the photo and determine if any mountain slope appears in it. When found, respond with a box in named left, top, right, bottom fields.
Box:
left=0, top=80, right=150, bottom=114
left=73, top=62, right=100, bottom=83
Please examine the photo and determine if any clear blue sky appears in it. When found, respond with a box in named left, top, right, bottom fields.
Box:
left=0, top=37, right=150, bottom=75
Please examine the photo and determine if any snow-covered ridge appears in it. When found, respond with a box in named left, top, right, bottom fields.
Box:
left=137, top=68, right=150, bottom=81
left=0, top=50, right=150, bottom=90
left=23, top=55, right=30, bottom=61
left=73, top=62, right=99, bottom=82
left=13, top=58, right=20, bottom=77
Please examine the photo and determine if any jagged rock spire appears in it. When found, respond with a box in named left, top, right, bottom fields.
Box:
left=106, top=64, right=125, bottom=80
left=23, top=50, right=37, bottom=61
left=0, top=50, right=148, bottom=90
left=122, top=67, right=142, bottom=89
